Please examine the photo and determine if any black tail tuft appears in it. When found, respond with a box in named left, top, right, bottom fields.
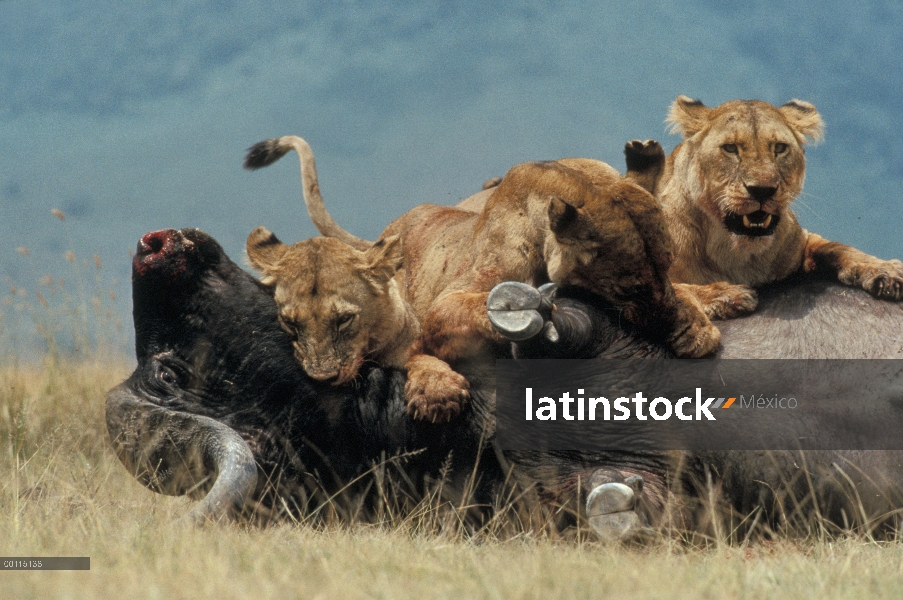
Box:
left=243, top=139, right=290, bottom=170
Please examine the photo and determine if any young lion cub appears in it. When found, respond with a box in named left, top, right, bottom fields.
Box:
left=247, top=136, right=735, bottom=421
left=627, top=96, right=903, bottom=300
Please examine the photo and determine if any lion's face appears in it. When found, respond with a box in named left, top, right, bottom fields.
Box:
left=246, top=228, right=405, bottom=385
left=668, top=96, right=824, bottom=245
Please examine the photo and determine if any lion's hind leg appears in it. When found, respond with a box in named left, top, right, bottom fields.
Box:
left=624, top=139, right=666, bottom=195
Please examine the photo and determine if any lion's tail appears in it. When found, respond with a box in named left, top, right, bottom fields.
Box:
left=244, top=136, right=373, bottom=251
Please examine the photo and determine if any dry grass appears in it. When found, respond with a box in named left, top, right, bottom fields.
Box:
left=2, top=360, right=903, bottom=599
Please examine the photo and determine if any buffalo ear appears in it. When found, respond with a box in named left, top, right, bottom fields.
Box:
left=246, top=226, right=288, bottom=279
left=666, top=95, right=713, bottom=138
left=364, top=234, right=403, bottom=283
left=779, top=100, right=825, bottom=144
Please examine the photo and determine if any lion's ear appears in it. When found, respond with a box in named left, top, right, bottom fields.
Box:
left=548, top=197, right=594, bottom=242
left=364, top=234, right=403, bottom=283
left=666, top=95, right=713, bottom=139
left=780, top=100, right=824, bottom=145
left=548, top=197, right=578, bottom=234
left=246, top=226, right=288, bottom=278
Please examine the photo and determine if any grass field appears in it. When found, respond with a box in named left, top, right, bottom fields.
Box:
left=3, top=359, right=903, bottom=599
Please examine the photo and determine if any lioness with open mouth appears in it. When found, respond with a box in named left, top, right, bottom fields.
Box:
left=627, top=96, right=903, bottom=299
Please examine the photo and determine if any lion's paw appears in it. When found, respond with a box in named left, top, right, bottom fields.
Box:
left=847, top=259, right=903, bottom=301
left=405, top=365, right=470, bottom=423
left=669, top=314, right=721, bottom=358
left=624, top=139, right=666, bottom=173
left=669, top=285, right=722, bottom=357
left=693, top=282, right=759, bottom=320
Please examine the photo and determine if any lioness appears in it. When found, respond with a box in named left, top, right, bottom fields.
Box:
left=631, top=96, right=903, bottom=298
left=246, top=136, right=736, bottom=421
left=245, top=232, right=418, bottom=385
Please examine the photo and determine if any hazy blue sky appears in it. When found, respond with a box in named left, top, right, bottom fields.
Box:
left=2, top=1, right=902, bottom=354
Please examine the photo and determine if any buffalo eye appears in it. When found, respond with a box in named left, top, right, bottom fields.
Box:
left=154, top=362, right=180, bottom=389
left=721, top=143, right=739, bottom=155
left=774, top=142, right=789, bottom=155
left=336, top=313, right=356, bottom=332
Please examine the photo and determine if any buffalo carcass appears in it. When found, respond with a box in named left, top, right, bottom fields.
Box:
left=107, top=228, right=903, bottom=538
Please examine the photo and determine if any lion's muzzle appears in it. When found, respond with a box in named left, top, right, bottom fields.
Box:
left=723, top=210, right=781, bottom=237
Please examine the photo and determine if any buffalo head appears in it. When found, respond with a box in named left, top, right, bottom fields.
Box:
left=108, top=228, right=420, bottom=522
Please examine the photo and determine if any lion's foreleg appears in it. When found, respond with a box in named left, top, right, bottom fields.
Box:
left=803, top=233, right=903, bottom=301
left=673, top=282, right=759, bottom=321
left=665, top=286, right=722, bottom=358
left=419, top=291, right=503, bottom=362
left=402, top=291, right=503, bottom=423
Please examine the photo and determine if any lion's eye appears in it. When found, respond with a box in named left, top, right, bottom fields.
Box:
left=336, top=313, right=356, bottom=331
left=278, top=315, right=302, bottom=335
left=774, top=142, right=789, bottom=155
left=721, top=143, right=739, bottom=154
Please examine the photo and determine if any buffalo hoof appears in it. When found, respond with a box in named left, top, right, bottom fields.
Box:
left=586, top=476, right=654, bottom=543
left=487, top=282, right=558, bottom=342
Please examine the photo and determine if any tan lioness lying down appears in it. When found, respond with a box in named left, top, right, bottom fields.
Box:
left=626, top=96, right=903, bottom=299
left=245, top=136, right=749, bottom=421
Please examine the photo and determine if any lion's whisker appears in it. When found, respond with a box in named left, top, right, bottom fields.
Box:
left=795, top=190, right=824, bottom=216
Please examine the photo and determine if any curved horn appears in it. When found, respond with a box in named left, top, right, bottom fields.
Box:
left=244, top=135, right=374, bottom=251
left=106, top=383, right=258, bottom=524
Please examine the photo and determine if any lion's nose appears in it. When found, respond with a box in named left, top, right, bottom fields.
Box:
left=303, top=361, right=342, bottom=384
left=745, top=185, right=777, bottom=203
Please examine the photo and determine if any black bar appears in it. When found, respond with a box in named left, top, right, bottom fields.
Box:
left=496, top=359, right=903, bottom=451
left=1, top=558, right=90, bottom=570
